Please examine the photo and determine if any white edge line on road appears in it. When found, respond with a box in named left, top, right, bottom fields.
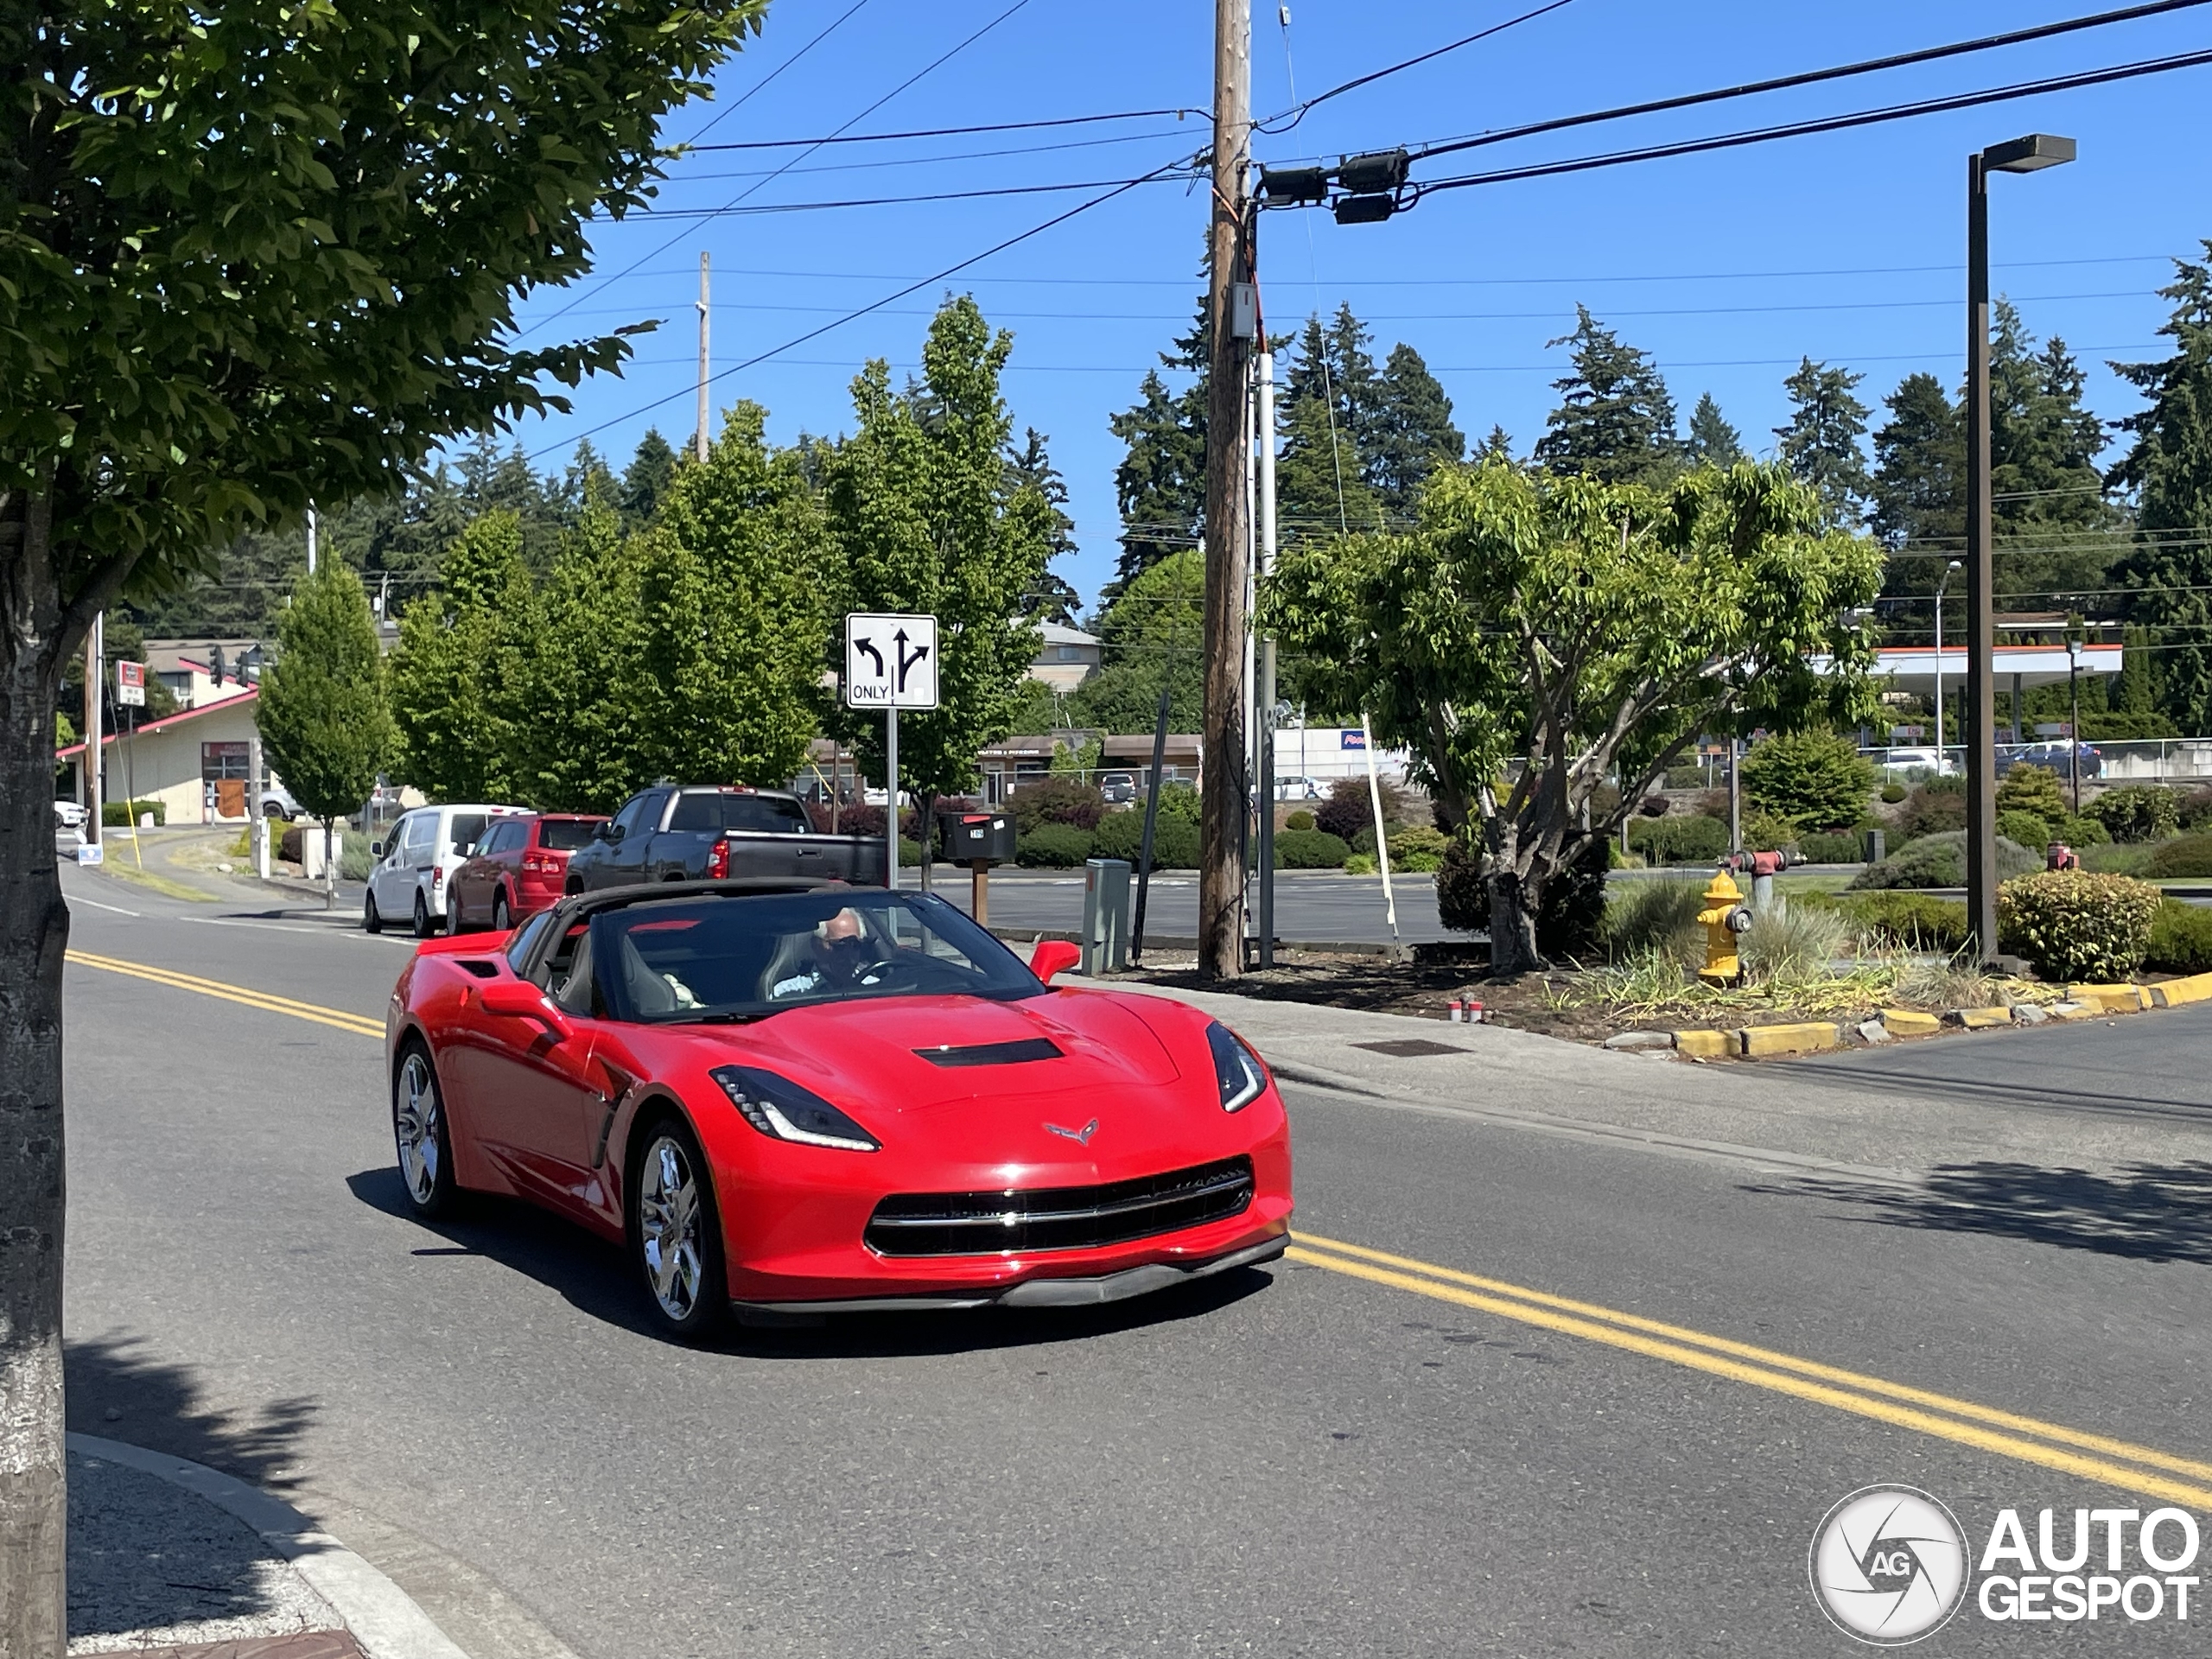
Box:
left=1270, top=1061, right=1920, bottom=1188
left=66, top=1433, right=473, bottom=1659
left=67, top=894, right=141, bottom=917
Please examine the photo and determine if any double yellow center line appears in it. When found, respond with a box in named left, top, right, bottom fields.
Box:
left=64, top=947, right=2212, bottom=1505
left=1292, top=1232, right=2212, bottom=1508
left=66, top=950, right=387, bottom=1039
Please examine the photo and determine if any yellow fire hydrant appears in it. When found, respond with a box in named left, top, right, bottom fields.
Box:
left=1697, top=868, right=1754, bottom=986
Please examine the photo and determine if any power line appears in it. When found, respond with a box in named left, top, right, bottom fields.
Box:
left=682, top=107, right=1208, bottom=151
left=630, top=169, right=1198, bottom=219
left=671, top=124, right=1204, bottom=182
left=1404, top=0, right=2212, bottom=166
left=524, top=0, right=1039, bottom=338
left=523, top=162, right=1190, bottom=463
left=1408, top=48, right=2212, bottom=200
left=672, top=0, right=876, bottom=149
left=1257, top=0, right=1580, bottom=132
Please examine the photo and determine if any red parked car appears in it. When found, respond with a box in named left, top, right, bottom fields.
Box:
left=446, top=812, right=607, bottom=933
left=385, top=880, right=1294, bottom=1338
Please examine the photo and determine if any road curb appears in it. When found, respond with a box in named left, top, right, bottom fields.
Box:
left=66, top=1433, right=472, bottom=1659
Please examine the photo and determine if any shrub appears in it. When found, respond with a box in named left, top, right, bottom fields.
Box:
left=1664, top=763, right=1708, bottom=790
left=1600, top=877, right=1707, bottom=962
left=2142, top=835, right=2212, bottom=880
left=2146, top=898, right=2212, bottom=974
left=1802, top=890, right=1968, bottom=952
left=1626, top=814, right=1729, bottom=865
left=338, top=836, right=375, bottom=881
left=1739, top=728, right=1875, bottom=830
left=1283, top=809, right=1316, bottom=832
left=1880, top=782, right=1908, bottom=804
left=2180, top=788, right=2212, bottom=832
left=2056, top=814, right=2109, bottom=847
left=1384, top=823, right=1451, bottom=874
left=1091, top=808, right=1198, bottom=869
left=1740, top=811, right=1796, bottom=853
left=100, top=798, right=165, bottom=826
left=1797, top=830, right=1865, bottom=864
left=1315, top=774, right=1409, bottom=841
left=1007, top=777, right=1105, bottom=833
left=1438, top=839, right=1484, bottom=930
left=1275, top=829, right=1350, bottom=868
left=1997, top=869, right=2161, bottom=981
left=1850, top=830, right=2040, bottom=890
left=1995, top=763, right=2069, bottom=828
left=1998, top=809, right=2056, bottom=850
left=1015, top=825, right=1093, bottom=868
left=1896, top=782, right=1967, bottom=839
left=1740, top=898, right=1851, bottom=979
left=1155, top=781, right=1202, bottom=824
left=1344, top=852, right=1377, bottom=874
left=2086, top=784, right=2179, bottom=843
left=2082, top=841, right=2152, bottom=875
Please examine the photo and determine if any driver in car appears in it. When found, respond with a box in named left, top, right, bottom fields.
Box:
left=769, top=906, right=889, bottom=1000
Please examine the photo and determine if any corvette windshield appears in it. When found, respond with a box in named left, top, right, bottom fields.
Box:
left=591, top=890, right=1043, bottom=1023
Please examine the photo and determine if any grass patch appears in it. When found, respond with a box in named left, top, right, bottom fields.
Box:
left=91, top=860, right=219, bottom=903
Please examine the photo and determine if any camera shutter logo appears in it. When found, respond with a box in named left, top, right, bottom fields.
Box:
left=1808, top=1485, right=1969, bottom=1645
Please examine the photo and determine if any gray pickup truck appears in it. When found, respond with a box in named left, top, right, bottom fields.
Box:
left=562, top=785, right=887, bottom=893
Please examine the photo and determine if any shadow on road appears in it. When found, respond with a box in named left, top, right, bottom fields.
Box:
left=346, top=1166, right=1274, bottom=1357
left=1753, top=1160, right=2212, bottom=1264
left=67, top=1330, right=316, bottom=1489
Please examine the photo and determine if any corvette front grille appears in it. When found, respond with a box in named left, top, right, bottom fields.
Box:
left=866, top=1157, right=1255, bottom=1256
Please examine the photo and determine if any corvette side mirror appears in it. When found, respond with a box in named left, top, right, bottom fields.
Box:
left=480, top=979, right=572, bottom=1040
left=1030, top=940, right=1081, bottom=983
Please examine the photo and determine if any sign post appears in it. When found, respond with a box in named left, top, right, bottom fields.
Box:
left=844, top=613, right=938, bottom=892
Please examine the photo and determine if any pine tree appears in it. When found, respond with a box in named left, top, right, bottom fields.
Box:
left=1478, top=425, right=1514, bottom=463
left=1870, top=372, right=1963, bottom=554
left=1988, top=301, right=2124, bottom=603
left=1533, top=306, right=1680, bottom=485
left=2112, top=245, right=2212, bottom=728
left=1774, top=358, right=1872, bottom=528
left=620, top=429, right=678, bottom=528
left=1005, top=427, right=1081, bottom=625
left=1276, top=313, right=1381, bottom=542
left=1685, top=391, right=1744, bottom=467
left=1367, top=342, right=1465, bottom=513
left=1106, top=288, right=1209, bottom=596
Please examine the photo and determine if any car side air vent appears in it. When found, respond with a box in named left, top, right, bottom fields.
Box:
left=457, top=959, right=499, bottom=980
left=912, top=1038, right=1063, bottom=1068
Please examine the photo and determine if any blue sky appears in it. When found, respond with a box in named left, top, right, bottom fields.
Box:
left=507, top=0, right=2212, bottom=613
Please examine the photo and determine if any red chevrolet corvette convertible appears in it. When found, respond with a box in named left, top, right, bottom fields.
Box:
left=385, top=880, right=1293, bottom=1337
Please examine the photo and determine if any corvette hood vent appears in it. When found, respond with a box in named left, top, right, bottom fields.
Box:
left=912, top=1037, right=1063, bottom=1068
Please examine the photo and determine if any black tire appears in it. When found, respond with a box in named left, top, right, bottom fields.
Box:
left=392, top=1046, right=461, bottom=1218
left=363, top=893, right=382, bottom=934
left=492, top=892, right=512, bottom=932
left=412, top=893, right=434, bottom=939
left=446, top=892, right=467, bottom=935
left=628, top=1116, right=728, bottom=1341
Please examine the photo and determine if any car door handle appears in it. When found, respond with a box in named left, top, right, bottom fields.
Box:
left=797, top=848, right=823, bottom=858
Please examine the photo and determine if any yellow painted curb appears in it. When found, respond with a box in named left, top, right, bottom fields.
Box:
left=1946, top=1007, right=2012, bottom=1030
left=2148, top=972, right=2212, bottom=1008
left=1673, top=1029, right=1738, bottom=1060
left=1738, top=1021, right=1842, bottom=1058
left=2048, top=1001, right=2098, bottom=1020
left=2065, top=983, right=2148, bottom=1014
left=1878, top=1008, right=1942, bottom=1037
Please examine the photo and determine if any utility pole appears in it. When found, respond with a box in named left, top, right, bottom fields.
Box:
left=1198, top=0, right=1252, bottom=980
left=696, top=251, right=711, bottom=463
left=1255, top=349, right=1278, bottom=969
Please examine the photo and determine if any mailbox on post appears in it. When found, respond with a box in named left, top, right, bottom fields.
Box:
left=940, top=811, right=1017, bottom=925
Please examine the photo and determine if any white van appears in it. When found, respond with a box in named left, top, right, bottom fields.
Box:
left=364, top=803, right=527, bottom=937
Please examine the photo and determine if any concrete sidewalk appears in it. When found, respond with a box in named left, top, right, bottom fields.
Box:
left=1090, top=975, right=2212, bottom=1182
left=68, top=1435, right=468, bottom=1659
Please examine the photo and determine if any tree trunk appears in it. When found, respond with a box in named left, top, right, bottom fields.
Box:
left=0, top=486, right=71, bottom=1657
left=1486, top=863, right=1543, bottom=976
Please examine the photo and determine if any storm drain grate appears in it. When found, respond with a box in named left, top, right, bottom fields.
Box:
left=1352, top=1039, right=1468, bottom=1058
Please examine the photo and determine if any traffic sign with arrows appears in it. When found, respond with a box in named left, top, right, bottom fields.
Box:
left=844, top=613, right=938, bottom=709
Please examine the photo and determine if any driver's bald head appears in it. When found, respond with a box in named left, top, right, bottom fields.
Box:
left=822, top=906, right=865, bottom=943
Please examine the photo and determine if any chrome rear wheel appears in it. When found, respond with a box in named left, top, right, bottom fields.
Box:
left=392, top=1048, right=458, bottom=1217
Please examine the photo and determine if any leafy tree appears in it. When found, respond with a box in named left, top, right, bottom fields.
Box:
left=621, top=428, right=680, bottom=529
left=1004, top=427, right=1081, bottom=625
left=824, top=296, right=1053, bottom=860
left=508, top=501, right=653, bottom=811
left=1367, top=342, right=1465, bottom=514
left=1106, top=291, right=1209, bottom=596
left=1067, top=547, right=1206, bottom=733
left=1775, top=358, right=1871, bottom=529
left=1533, top=307, right=1681, bottom=486
left=257, top=565, right=394, bottom=905
left=1739, top=728, right=1875, bottom=830
left=0, top=0, right=761, bottom=1622
left=2112, top=246, right=2212, bottom=730
left=1685, top=393, right=1744, bottom=467
left=386, top=512, right=532, bottom=804
left=1262, top=459, right=1881, bottom=970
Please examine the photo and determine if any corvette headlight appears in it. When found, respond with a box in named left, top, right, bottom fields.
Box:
left=1206, top=1022, right=1267, bottom=1113
left=711, top=1065, right=879, bottom=1152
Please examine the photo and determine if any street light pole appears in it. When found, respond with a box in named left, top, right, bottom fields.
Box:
left=1965, top=132, right=2073, bottom=964
left=1933, top=558, right=1960, bottom=770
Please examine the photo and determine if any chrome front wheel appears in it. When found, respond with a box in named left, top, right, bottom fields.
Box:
left=632, top=1124, right=727, bottom=1338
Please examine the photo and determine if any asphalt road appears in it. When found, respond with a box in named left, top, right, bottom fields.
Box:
left=57, top=864, right=2212, bottom=1656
